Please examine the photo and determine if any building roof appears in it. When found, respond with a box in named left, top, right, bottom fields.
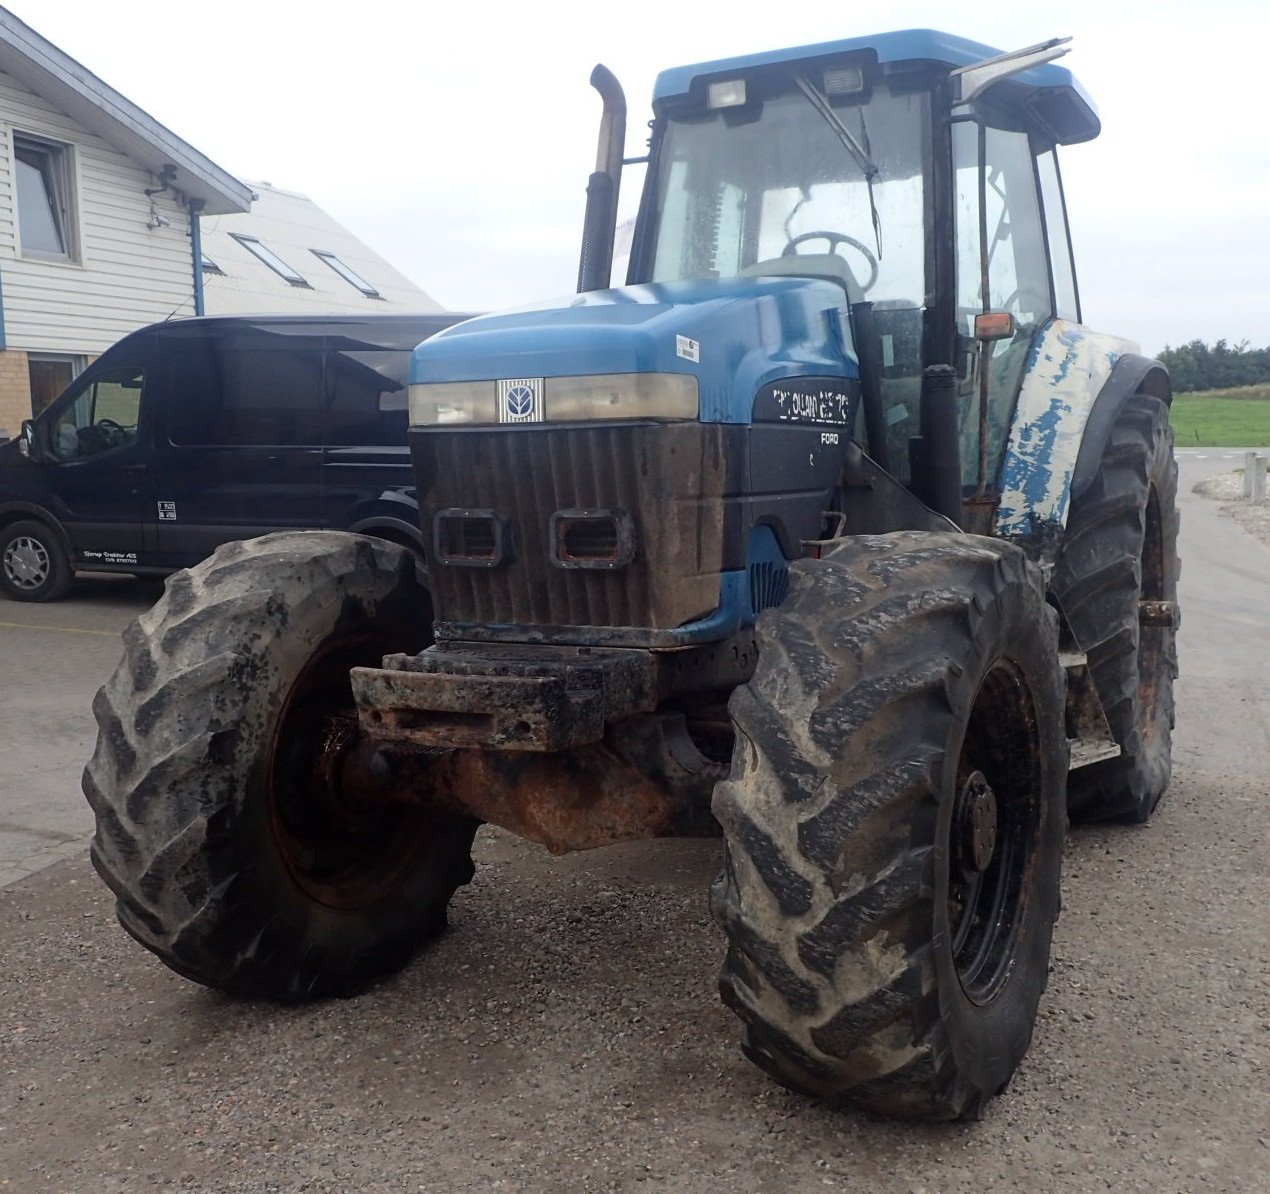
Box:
left=199, top=182, right=444, bottom=316
left=0, top=6, right=252, bottom=214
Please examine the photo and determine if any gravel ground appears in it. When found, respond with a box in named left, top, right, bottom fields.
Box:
left=1192, top=469, right=1270, bottom=549
left=1, top=464, right=1266, bottom=1192
left=2, top=796, right=1266, bottom=1193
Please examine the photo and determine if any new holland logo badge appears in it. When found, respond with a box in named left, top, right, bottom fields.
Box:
left=497, top=377, right=544, bottom=423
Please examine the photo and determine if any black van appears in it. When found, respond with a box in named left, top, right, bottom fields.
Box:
left=0, top=313, right=467, bottom=601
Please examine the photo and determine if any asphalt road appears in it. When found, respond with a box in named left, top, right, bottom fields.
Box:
left=0, top=451, right=1266, bottom=1192
left=0, top=574, right=160, bottom=887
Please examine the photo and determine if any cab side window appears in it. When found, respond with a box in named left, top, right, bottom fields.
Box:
left=49, top=371, right=144, bottom=460
left=1037, top=149, right=1080, bottom=321
left=953, top=122, right=1052, bottom=490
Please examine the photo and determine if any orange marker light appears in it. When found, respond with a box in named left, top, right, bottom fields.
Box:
left=974, top=311, right=1016, bottom=342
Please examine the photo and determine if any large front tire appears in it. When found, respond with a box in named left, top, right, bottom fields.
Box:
left=712, top=533, right=1067, bottom=1120
left=84, top=531, right=478, bottom=1001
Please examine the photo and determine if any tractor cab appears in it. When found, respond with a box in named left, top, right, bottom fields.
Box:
left=627, top=30, right=1100, bottom=504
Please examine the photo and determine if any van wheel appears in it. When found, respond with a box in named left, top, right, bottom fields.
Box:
left=364, top=529, right=428, bottom=576
left=0, top=519, right=72, bottom=602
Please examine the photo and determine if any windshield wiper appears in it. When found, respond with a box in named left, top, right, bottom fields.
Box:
left=793, top=74, right=877, bottom=177
left=793, top=74, right=883, bottom=259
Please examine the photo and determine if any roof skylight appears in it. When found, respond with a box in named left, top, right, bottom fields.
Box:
left=312, top=249, right=381, bottom=298
left=230, top=233, right=309, bottom=286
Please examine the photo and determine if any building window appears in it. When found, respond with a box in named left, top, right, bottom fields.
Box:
left=28, top=353, right=85, bottom=417
left=14, top=134, right=78, bottom=261
left=201, top=253, right=225, bottom=276
left=229, top=233, right=310, bottom=286
left=312, top=249, right=381, bottom=298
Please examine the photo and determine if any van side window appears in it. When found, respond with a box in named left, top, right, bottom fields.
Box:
left=167, top=336, right=324, bottom=446
left=49, top=371, right=144, bottom=460
left=324, top=348, right=411, bottom=446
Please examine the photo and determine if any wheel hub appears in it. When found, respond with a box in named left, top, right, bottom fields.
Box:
left=4, top=538, right=49, bottom=587
left=269, top=634, right=439, bottom=912
left=954, top=770, right=998, bottom=876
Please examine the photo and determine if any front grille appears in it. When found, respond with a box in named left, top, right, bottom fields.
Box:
left=412, top=423, right=740, bottom=635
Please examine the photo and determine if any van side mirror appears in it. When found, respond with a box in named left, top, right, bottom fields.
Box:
left=18, top=419, right=39, bottom=461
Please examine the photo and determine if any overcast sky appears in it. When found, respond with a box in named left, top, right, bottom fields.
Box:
left=11, top=0, right=1270, bottom=355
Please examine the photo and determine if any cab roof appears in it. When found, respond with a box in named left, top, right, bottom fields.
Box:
left=653, top=28, right=1099, bottom=144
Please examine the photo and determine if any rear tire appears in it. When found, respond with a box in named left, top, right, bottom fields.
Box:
left=83, top=530, right=477, bottom=1001
left=712, top=532, right=1067, bottom=1120
left=1052, top=395, right=1179, bottom=822
left=0, top=518, right=72, bottom=602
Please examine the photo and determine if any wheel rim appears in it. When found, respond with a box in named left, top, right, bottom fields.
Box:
left=3, top=535, right=51, bottom=590
left=269, top=631, right=434, bottom=911
left=948, top=659, right=1043, bottom=1005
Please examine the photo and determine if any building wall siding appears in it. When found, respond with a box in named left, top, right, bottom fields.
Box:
left=0, top=67, right=195, bottom=358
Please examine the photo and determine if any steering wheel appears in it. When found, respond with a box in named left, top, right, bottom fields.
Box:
left=999, top=288, right=1051, bottom=326
left=94, top=418, right=131, bottom=449
left=782, top=230, right=879, bottom=293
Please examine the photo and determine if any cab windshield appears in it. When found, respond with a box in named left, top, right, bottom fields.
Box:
left=641, top=80, right=928, bottom=308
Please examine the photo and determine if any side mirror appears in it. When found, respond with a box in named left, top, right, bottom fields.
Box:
left=974, top=311, right=1016, bottom=343
left=18, top=419, right=39, bottom=461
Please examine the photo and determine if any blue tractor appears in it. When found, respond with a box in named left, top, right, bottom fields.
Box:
left=86, top=31, right=1179, bottom=1120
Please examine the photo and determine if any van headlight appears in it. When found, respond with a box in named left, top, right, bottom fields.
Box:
left=409, top=373, right=699, bottom=426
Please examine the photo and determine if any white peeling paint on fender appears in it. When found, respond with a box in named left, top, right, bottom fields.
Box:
left=995, top=320, right=1139, bottom=552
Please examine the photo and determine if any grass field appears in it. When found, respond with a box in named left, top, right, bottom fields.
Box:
left=1169, top=385, right=1270, bottom=447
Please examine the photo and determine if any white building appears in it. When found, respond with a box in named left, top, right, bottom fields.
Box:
left=0, top=6, right=251, bottom=435
left=200, top=182, right=442, bottom=316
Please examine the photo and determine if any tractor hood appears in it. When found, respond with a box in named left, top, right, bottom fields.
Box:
left=410, top=277, right=858, bottom=424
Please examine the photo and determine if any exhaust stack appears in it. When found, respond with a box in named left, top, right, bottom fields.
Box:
left=577, top=64, right=627, bottom=293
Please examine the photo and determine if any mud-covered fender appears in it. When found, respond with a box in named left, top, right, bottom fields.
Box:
left=994, top=320, right=1171, bottom=567
left=1070, top=355, right=1172, bottom=496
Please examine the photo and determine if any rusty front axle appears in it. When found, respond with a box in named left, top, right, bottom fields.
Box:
left=338, top=712, right=723, bottom=854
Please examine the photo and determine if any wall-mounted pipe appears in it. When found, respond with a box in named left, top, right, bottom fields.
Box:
left=188, top=198, right=206, bottom=317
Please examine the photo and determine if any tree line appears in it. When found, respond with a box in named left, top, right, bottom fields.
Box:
left=1156, top=340, right=1270, bottom=393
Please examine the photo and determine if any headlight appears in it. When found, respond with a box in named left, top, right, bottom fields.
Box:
left=409, top=373, right=698, bottom=426
left=408, top=382, right=498, bottom=426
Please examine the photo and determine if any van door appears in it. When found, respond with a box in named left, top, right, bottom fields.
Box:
left=321, top=328, right=418, bottom=532
left=36, top=365, right=153, bottom=570
left=149, top=323, right=326, bottom=569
